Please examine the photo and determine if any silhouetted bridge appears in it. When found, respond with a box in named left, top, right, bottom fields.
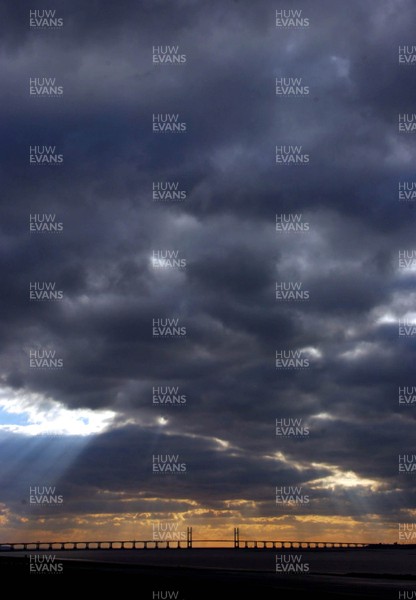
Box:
left=0, top=528, right=370, bottom=551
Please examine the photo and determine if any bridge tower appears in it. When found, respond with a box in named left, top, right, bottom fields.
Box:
left=234, top=527, right=240, bottom=549
left=187, top=527, right=192, bottom=548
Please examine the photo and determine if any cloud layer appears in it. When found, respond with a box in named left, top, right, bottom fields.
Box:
left=0, top=0, right=415, bottom=543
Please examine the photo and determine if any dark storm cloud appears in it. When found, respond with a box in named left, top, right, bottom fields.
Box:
left=0, top=0, right=415, bottom=535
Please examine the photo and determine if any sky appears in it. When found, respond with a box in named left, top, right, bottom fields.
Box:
left=0, top=0, right=415, bottom=545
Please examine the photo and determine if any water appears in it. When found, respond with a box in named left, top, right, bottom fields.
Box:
left=4, top=548, right=415, bottom=576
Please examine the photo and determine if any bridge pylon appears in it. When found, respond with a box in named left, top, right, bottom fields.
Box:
left=234, top=527, right=240, bottom=549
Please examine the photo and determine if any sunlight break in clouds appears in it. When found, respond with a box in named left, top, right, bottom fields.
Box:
left=0, top=387, right=116, bottom=437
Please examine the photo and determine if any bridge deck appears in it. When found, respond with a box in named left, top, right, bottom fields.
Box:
left=0, top=540, right=370, bottom=551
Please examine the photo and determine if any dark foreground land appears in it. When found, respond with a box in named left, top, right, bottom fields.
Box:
left=1, top=549, right=415, bottom=598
